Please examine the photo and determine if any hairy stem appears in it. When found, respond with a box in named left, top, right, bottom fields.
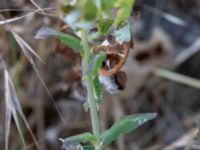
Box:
left=81, top=30, right=101, bottom=141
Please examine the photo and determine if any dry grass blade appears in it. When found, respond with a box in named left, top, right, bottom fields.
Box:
left=143, top=4, right=186, bottom=26
left=0, top=8, right=30, bottom=12
left=11, top=31, right=44, bottom=64
left=0, top=7, right=57, bottom=25
left=174, top=38, right=200, bottom=67
left=3, top=59, right=40, bottom=150
left=23, top=138, right=45, bottom=150
left=0, top=11, right=35, bottom=25
left=11, top=30, right=66, bottom=124
left=30, top=0, right=45, bottom=14
left=153, top=68, right=200, bottom=89
left=163, top=128, right=198, bottom=150
left=11, top=106, right=26, bottom=149
left=4, top=67, right=12, bottom=150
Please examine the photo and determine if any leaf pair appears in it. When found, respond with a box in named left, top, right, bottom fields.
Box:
left=61, top=113, right=157, bottom=148
left=61, top=133, right=96, bottom=150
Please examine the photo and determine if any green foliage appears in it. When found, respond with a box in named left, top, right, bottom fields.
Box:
left=85, top=51, right=105, bottom=106
left=100, top=113, right=157, bottom=146
left=59, top=32, right=83, bottom=53
left=35, top=27, right=83, bottom=53
left=87, top=52, right=106, bottom=77
left=63, top=133, right=96, bottom=145
left=61, top=5, right=74, bottom=14
left=114, top=0, right=135, bottom=27
left=114, top=21, right=131, bottom=44
left=35, top=1, right=157, bottom=150
left=98, top=19, right=113, bottom=35
left=83, top=145, right=95, bottom=150
left=101, top=0, right=115, bottom=13
left=82, top=0, right=97, bottom=21
left=93, top=76, right=103, bottom=105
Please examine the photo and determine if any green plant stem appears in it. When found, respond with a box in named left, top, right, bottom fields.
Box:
left=96, top=0, right=102, bottom=19
left=81, top=30, right=101, bottom=141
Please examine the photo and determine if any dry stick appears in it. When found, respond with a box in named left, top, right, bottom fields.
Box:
left=0, top=8, right=31, bottom=12
left=0, top=7, right=57, bottom=25
left=163, top=128, right=198, bottom=150
left=174, top=38, right=200, bottom=67
left=30, top=0, right=45, bottom=15
left=153, top=68, right=200, bottom=89
left=143, top=4, right=186, bottom=26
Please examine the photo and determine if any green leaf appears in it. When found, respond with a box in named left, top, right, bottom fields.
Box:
left=35, top=27, right=83, bottom=53
left=75, top=21, right=94, bottom=31
left=82, top=0, right=97, bottom=21
left=63, top=133, right=96, bottom=145
left=114, top=21, right=131, bottom=44
left=62, top=10, right=81, bottom=30
left=61, top=5, right=74, bottom=14
left=114, top=0, right=135, bottom=27
left=87, top=52, right=106, bottom=77
left=83, top=145, right=95, bottom=150
left=83, top=76, right=102, bottom=109
left=101, top=0, right=115, bottom=12
left=100, top=113, right=157, bottom=146
left=59, top=32, right=83, bottom=53
left=93, top=76, right=103, bottom=105
left=98, top=19, right=113, bottom=35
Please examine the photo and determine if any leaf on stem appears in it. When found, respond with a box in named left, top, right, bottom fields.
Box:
left=61, top=132, right=96, bottom=145
left=93, top=76, right=103, bottom=105
left=114, top=0, right=135, bottom=27
left=113, top=21, right=131, bottom=44
left=101, top=0, right=115, bottom=13
left=83, top=145, right=95, bottom=150
left=35, top=27, right=83, bottom=52
left=83, top=76, right=102, bottom=110
left=87, top=52, right=106, bottom=77
left=100, top=113, right=157, bottom=146
left=98, top=19, right=113, bottom=35
left=82, top=0, right=97, bottom=21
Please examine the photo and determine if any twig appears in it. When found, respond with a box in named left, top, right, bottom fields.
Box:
left=30, top=0, right=45, bottom=14
left=153, top=68, right=200, bottom=89
left=163, top=128, right=198, bottom=150
left=143, top=4, right=186, bottom=26
left=174, top=38, right=200, bottom=67
left=0, top=7, right=57, bottom=25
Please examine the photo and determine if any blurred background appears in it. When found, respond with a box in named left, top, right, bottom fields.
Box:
left=1, top=0, right=200, bottom=149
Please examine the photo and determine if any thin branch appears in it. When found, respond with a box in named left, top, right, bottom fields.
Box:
left=0, top=7, right=58, bottom=25
left=153, top=68, right=200, bottom=89
left=30, top=0, right=45, bottom=14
